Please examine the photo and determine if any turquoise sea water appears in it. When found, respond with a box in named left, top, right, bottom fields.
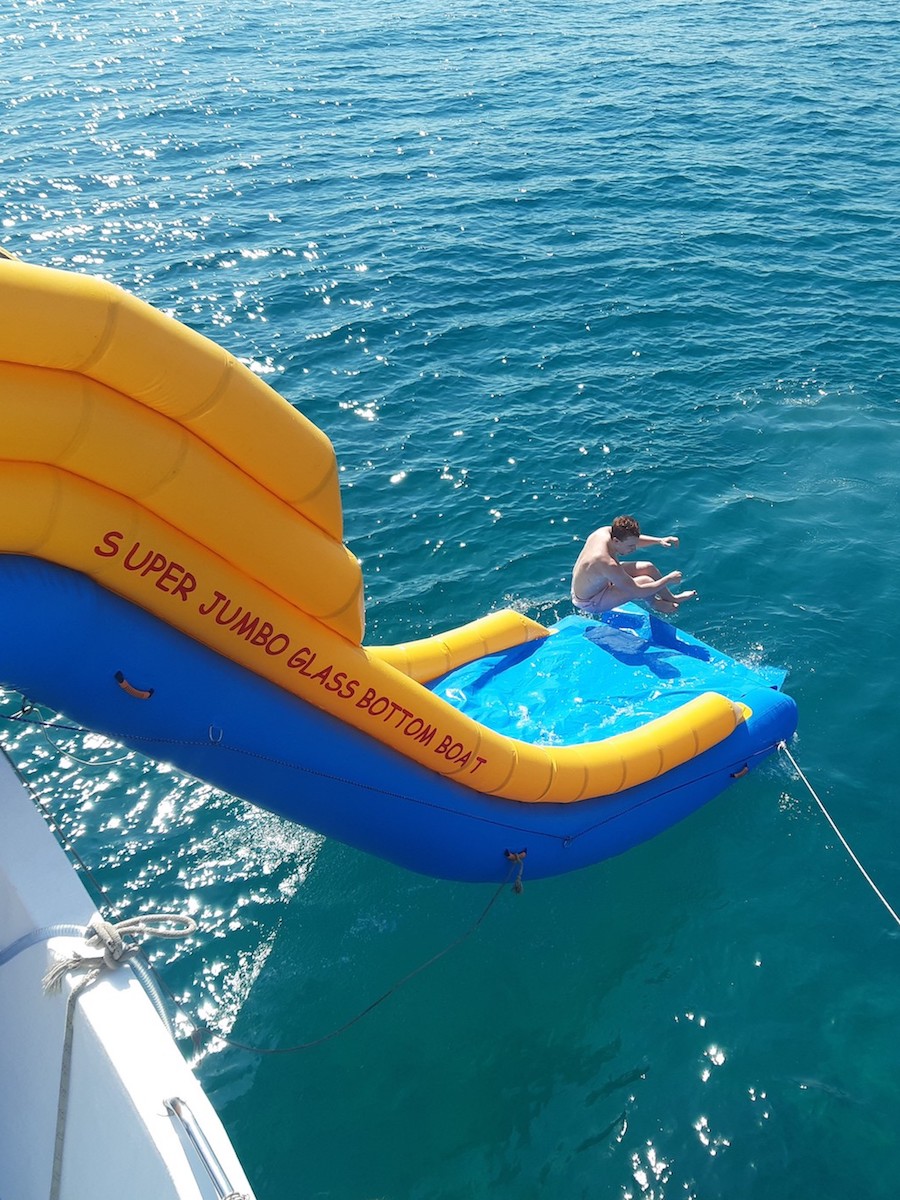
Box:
left=3, top=1, right=900, bottom=1196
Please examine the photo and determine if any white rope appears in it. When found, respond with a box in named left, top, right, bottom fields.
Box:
left=779, top=741, right=900, bottom=930
left=43, top=913, right=197, bottom=991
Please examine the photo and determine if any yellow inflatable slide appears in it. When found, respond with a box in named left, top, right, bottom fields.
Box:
left=0, top=259, right=796, bottom=880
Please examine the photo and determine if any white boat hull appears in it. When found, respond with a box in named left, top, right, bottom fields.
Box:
left=0, top=751, right=256, bottom=1200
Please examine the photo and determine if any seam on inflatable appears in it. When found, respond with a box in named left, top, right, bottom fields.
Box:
left=31, top=465, right=63, bottom=555
left=176, top=354, right=234, bottom=424
left=73, top=288, right=118, bottom=375
left=286, top=449, right=342, bottom=524
left=135, top=431, right=192, bottom=502
left=50, top=376, right=90, bottom=467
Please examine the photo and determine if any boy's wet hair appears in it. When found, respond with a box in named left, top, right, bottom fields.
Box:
left=611, top=514, right=641, bottom=541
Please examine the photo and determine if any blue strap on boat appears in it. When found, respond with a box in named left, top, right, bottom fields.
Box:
left=0, top=923, right=85, bottom=967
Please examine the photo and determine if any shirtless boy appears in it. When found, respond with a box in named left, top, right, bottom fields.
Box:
left=571, top=514, right=698, bottom=616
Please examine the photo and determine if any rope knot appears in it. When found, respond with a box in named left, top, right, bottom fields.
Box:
left=504, top=848, right=527, bottom=893
left=41, top=911, right=198, bottom=996
left=42, top=917, right=132, bottom=995
left=86, top=914, right=128, bottom=967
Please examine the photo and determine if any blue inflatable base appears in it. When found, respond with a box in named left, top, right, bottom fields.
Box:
left=0, top=557, right=797, bottom=882
left=431, top=607, right=788, bottom=745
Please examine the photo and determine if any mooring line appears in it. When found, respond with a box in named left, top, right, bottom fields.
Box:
left=779, top=741, right=900, bottom=930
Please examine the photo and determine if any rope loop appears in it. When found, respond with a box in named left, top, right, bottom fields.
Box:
left=43, top=912, right=199, bottom=993
left=95, top=913, right=199, bottom=943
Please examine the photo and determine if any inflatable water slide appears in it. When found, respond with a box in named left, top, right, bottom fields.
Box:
left=0, top=260, right=797, bottom=882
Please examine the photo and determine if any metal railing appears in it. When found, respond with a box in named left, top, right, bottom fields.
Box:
left=164, top=1096, right=250, bottom=1200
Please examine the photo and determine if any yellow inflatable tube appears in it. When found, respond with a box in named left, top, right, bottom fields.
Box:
left=0, top=259, right=342, bottom=536
left=0, top=260, right=747, bottom=803
left=1, top=361, right=364, bottom=641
